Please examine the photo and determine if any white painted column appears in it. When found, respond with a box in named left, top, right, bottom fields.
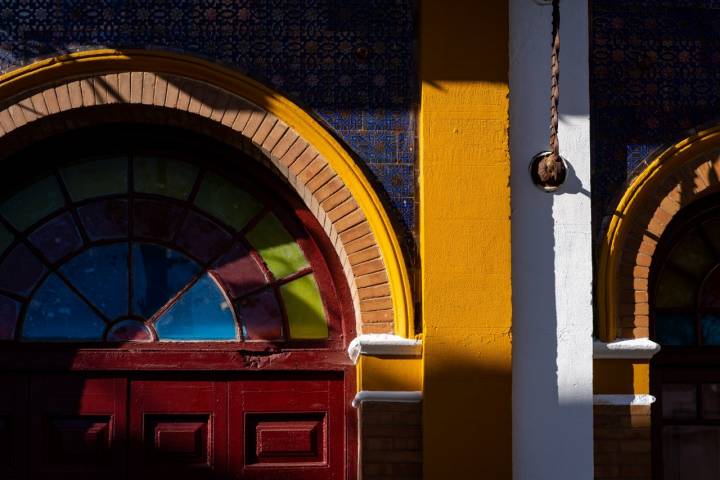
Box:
left=510, top=0, right=594, bottom=478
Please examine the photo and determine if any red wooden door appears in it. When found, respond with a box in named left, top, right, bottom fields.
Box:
left=0, top=374, right=28, bottom=480
left=28, top=375, right=127, bottom=480
left=4, top=372, right=350, bottom=479
left=229, top=375, right=346, bottom=480
left=129, top=378, right=229, bottom=479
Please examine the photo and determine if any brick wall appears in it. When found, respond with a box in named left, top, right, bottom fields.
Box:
left=614, top=148, right=720, bottom=338
left=360, top=401, right=422, bottom=480
left=594, top=404, right=651, bottom=479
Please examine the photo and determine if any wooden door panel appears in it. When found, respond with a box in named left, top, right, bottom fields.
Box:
left=0, top=374, right=28, bottom=480
left=229, top=377, right=345, bottom=480
left=28, top=375, right=126, bottom=480
left=129, top=379, right=228, bottom=479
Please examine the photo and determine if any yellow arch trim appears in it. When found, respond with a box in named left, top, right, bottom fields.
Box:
left=598, top=125, right=720, bottom=341
left=0, top=49, right=415, bottom=338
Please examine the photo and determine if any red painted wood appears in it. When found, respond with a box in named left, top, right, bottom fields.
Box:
left=0, top=347, right=351, bottom=371
left=229, top=375, right=346, bottom=479
left=129, top=378, right=228, bottom=479
left=28, top=374, right=127, bottom=480
left=0, top=374, right=28, bottom=480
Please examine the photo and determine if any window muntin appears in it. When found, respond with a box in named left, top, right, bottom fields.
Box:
left=0, top=155, right=330, bottom=343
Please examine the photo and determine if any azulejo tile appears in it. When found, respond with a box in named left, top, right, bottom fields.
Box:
left=591, top=1, right=720, bottom=240
left=0, top=0, right=418, bottom=250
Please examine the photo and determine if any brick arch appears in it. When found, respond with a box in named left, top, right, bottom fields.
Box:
left=598, top=125, right=720, bottom=341
left=0, top=67, right=402, bottom=336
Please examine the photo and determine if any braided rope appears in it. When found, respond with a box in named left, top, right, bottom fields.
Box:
left=539, top=0, right=563, bottom=184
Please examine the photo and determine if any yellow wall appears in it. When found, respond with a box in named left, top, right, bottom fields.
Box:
left=358, top=356, right=423, bottom=391
left=420, top=1, right=512, bottom=478
left=594, top=360, right=650, bottom=394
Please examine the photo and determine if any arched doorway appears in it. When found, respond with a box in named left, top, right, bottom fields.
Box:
left=650, top=194, right=720, bottom=479
left=0, top=124, right=356, bottom=479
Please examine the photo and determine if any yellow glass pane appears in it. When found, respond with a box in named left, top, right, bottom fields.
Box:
left=246, top=214, right=308, bottom=278
left=280, top=274, right=328, bottom=339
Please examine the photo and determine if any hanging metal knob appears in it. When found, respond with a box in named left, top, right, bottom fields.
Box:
left=531, top=0, right=567, bottom=192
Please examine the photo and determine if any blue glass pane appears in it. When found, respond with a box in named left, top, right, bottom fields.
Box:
left=23, top=274, right=105, bottom=341
left=60, top=244, right=128, bottom=320
left=702, top=314, right=720, bottom=345
left=655, top=312, right=696, bottom=346
left=154, top=274, right=237, bottom=341
left=132, top=243, right=200, bottom=318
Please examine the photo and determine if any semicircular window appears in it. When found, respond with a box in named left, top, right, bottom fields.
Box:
left=0, top=155, right=331, bottom=343
left=653, top=215, right=720, bottom=346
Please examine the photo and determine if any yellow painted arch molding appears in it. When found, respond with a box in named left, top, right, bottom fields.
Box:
left=0, top=49, right=415, bottom=338
left=598, top=124, right=720, bottom=341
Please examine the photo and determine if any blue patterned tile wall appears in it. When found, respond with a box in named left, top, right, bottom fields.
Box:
left=591, top=1, right=720, bottom=241
left=0, top=0, right=418, bottom=256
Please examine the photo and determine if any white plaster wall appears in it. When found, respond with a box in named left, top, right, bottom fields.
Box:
left=510, top=0, right=594, bottom=478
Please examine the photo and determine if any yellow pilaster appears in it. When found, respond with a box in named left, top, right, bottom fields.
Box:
left=420, top=2, right=512, bottom=478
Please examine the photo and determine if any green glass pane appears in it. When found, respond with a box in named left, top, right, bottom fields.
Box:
left=134, top=156, right=198, bottom=200
left=280, top=274, right=328, bottom=339
left=668, top=230, right=716, bottom=278
left=0, top=176, right=65, bottom=231
left=656, top=268, right=697, bottom=308
left=246, top=214, right=308, bottom=279
left=194, top=173, right=262, bottom=230
left=61, top=157, right=127, bottom=201
left=0, top=224, right=13, bottom=255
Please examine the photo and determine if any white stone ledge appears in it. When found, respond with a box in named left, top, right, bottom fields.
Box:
left=351, top=390, right=423, bottom=408
left=593, top=394, right=656, bottom=406
left=347, top=334, right=422, bottom=364
left=593, top=338, right=661, bottom=359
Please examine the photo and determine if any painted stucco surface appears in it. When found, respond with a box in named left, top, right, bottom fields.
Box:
left=421, top=1, right=512, bottom=477
left=510, top=0, right=594, bottom=478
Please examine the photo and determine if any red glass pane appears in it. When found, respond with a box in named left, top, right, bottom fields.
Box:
left=236, top=289, right=284, bottom=340
left=175, top=211, right=233, bottom=263
left=106, top=320, right=153, bottom=342
left=0, top=294, right=20, bottom=339
left=0, top=244, right=46, bottom=296
left=28, top=212, right=83, bottom=264
left=77, top=200, right=128, bottom=241
left=702, top=267, right=720, bottom=308
left=211, top=243, right=269, bottom=299
left=132, top=199, right=185, bottom=242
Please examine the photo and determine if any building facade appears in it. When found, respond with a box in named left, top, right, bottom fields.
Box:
left=1, top=1, right=718, bottom=479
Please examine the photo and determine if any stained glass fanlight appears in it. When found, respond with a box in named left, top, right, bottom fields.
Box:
left=653, top=214, right=720, bottom=346
left=0, top=155, right=331, bottom=343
